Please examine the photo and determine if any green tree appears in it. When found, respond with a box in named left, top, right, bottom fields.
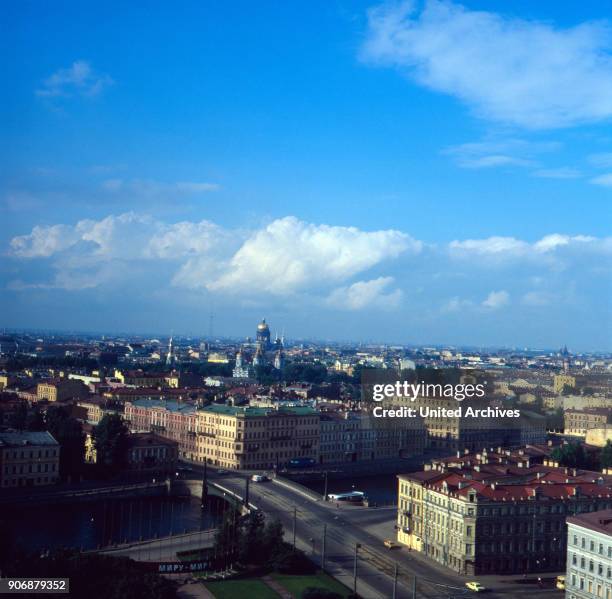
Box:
left=93, top=413, right=129, bottom=473
left=551, top=442, right=588, bottom=468
left=601, top=441, right=612, bottom=469
left=45, top=406, right=85, bottom=480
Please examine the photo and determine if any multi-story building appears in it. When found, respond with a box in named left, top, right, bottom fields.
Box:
left=114, top=369, right=169, bottom=387
left=320, top=412, right=361, bottom=463
left=124, top=433, right=178, bottom=475
left=405, top=397, right=546, bottom=451
left=566, top=509, right=612, bottom=599
left=555, top=374, right=577, bottom=394
left=36, top=379, right=88, bottom=402
left=196, top=404, right=319, bottom=470
left=397, top=449, right=612, bottom=576
left=565, top=408, right=612, bottom=438
left=124, top=400, right=198, bottom=460
left=75, top=397, right=122, bottom=425
left=0, top=431, right=60, bottom=488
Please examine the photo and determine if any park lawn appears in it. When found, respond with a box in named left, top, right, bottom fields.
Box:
left=204, top=579, right=280, bottom=599
left=271, top=572, right=352, bottom=598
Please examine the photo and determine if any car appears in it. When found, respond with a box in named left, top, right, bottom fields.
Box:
left=217, top=469, right=229, bottom=475
left=465, top=581, right=486, bottom=592
left=251, top=474, right=269, bottom=483
left=383, top=539, right=398, bottom=549
left=556, top=576, right=565, bottom=590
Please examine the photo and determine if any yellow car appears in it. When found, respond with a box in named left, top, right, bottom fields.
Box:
left=465, top=581, right=486, bottom=592
left=383, top=539, right=398, bottom=549
left=556, top=576, right=565, bottom=590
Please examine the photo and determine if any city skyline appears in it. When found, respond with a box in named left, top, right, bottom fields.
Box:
left=3, top=1, right=612, bottom=350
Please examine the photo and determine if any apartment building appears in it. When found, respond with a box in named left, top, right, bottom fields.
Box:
left=196, top=404, right=319, bottom=470
left=0, top=431, right=60, bottom=487
left=36, top=379, right=89, bottom=402
left=566, top=510, right=612, bottom=599
left=565, top=409, right=612, bottom=438
left=124, top=399, right=198, bottom=460
left=397, top=449, right=612, bottom=576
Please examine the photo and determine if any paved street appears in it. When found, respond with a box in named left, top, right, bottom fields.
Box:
left=197, top=467, right=565, bottom=599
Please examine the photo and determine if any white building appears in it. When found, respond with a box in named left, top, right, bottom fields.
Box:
left=566, top=509, right=612, bottom=599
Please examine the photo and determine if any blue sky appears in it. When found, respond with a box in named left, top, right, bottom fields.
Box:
left=1, top=0, right=611, bottom=349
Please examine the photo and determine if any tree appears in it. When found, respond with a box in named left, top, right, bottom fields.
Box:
left=601, top=441, right=612, bottom=469
left=550, top=442, right=588, bottom=468
left=26, top=407, right=46, bottom=431
left=7, top=401, right=28, bottom=429
left=93, top=414, right=129, bottom=473
left=45, top=406, right=85, bottom=480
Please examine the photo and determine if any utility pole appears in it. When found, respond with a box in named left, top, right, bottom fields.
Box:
left=353, top=542, right=361, bottom=596
left=412, top=575, right=417, bottom=599
left=244, top=476, right=250, bottom=508
left=201, top=461, right=208, bottom=509
left=323, top=471, right=329, bottom=501
left=392, top=563, right=398, bottom=599
left=321, top=524, right=327, bottom=571
left=292, top=507, right=297, bottom=551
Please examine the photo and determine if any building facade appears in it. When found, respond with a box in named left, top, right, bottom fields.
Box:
left=566, top=510, right=612, bottom=599
left=0, top=431, right=60, bottom=488
left=565, top=409, right=612, bottom=438
left=397, top=449, right=612, bottom=576
left=196, top=404, right=319, bottom=470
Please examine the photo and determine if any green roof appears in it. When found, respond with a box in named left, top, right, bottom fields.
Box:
left=198, top=404, right=318, bottom=417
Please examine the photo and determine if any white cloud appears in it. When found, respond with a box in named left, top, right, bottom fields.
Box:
left=440, top=296, right=473, bottom=313
left=326, top=277, right=402, bottom=310
left=8, top=214, right=416, bottom=296
left=200, top=216, right=419, bottom=295
left=443, top=139, right=556, bottom=169
left=533, top=167, right=582, bottom=179
left=590, top=173, right=612, bottom=187
left=36, top=60, right=113, bottom=98
left=102, top=178, right=220, bottom=196
left=363, top=0, right=612, bottom=129
left=482, top=290, right=510, bottom=309
left=449, top=234, right=606, bottom=260
left=449, top=236, right=529, bottom=256
left=9, top=224, right=80, bottom=258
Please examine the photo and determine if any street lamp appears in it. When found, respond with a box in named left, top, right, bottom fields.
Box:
left=309, top=537, right=315, bottom=555
left=353, top=542, right=361, bottom=595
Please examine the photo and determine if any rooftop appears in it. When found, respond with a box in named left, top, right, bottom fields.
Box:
left=0, top=430, right=59, bottom=447
left=199, top=404, right=318, bottom=417
left=568, top=509, right=612, bottom=537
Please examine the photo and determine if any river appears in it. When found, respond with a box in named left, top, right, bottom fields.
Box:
left=4, top=495, right=226, bottom=553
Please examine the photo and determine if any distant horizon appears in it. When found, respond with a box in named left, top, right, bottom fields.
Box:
left=1, top=324, right=608, bottom=355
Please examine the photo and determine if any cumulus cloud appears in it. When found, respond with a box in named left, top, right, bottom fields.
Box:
left=326, top=277, right=402, bottom=310
left=36, top=60, right=113, bottom=98
left=10, top=224, right=80, bottom=258
left=482, top=290, right=510, bottom=309
left=7, top=214, right=415, bottom=295
left=362, top=0, right=612, bottom=129
left=199, top=216, right=418, bottom=295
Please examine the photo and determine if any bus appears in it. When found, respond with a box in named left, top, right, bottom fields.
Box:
left=288, top=457, right=316, bottom=469
left=328, top=491, right=366, bottom=503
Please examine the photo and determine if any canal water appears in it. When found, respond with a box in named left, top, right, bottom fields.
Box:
left=4, top=495, right=227, bottom=553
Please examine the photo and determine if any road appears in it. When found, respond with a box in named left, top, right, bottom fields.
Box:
left=190, top=466, right=565, bottom=599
